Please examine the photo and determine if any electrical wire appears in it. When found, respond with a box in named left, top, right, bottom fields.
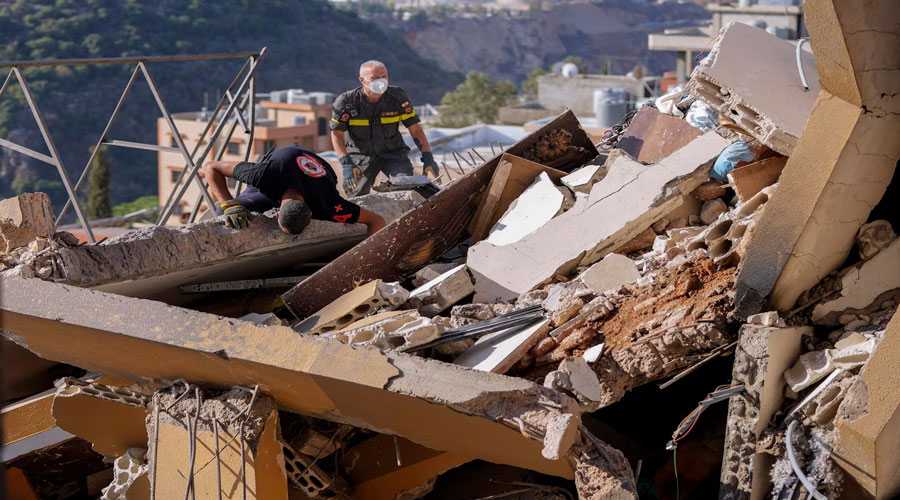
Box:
left=673, top=446, right=680, bottom=500
left=796, top=38, right=811, bottom=92
left=785, top=420, right=827, bottom=500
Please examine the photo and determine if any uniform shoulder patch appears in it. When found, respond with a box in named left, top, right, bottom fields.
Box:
left=339, top=112, right=350, bottom=123
left=296, top=154, right=327, bottom=178
left=401, top=100, right=413, bottom=114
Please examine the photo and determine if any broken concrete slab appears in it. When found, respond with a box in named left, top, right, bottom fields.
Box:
left=615, top=105, right=704, bottom=164
left=734, top=0, right=900, bottom=318
left=561, top=163, right=606, bottom=194
left=719, top=324, right=806, bottom=500
left=55, top=191, right=421, bottom=305
left=812, top=237, right=900, bottom=325
left=727, top=157, right=786, bottom=203
left=411, top=262, right=461, bottom=288
left=470, top=154, right=568, bottom=245
left=454, top=319, right=551, bottom=374
left=328, top=310, right=445, bottom=351
left=282, top=111, right=598, bottom=320
left=0, top=274, right=583, bottom=478
left=469, top=132, right=730, bottom=302
left=486, top=172, right=564, bottom=246
left=0, top=193, right=55, bottom=253
left=543, top=356, right=605, bottom=409
left=296, top=280, right=409, bottom=335
left=834, top=308, right=900, bottom=499
left=51, top=379, right=149, bottom=457
left=578, top=254, right=640, bottom=295
left=406, top=264, right=475, bottom=317
left=685, top=22, right=820, bottom=155
left=856, top=220, right=896, bottom=261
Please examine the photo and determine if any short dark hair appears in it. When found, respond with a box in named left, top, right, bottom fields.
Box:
left=278, top=199, right=312, bottom=234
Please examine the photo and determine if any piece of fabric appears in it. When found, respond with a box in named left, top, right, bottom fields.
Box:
left=231, top=146, right=361, bottom=224
left=711, top=141, right=757, bottom=181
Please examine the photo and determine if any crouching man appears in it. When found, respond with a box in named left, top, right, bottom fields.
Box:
left=202, top=146, right=386, bottom=236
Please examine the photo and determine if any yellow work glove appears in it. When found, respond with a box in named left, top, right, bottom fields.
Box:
left=215, top=199, right=250, bottom=230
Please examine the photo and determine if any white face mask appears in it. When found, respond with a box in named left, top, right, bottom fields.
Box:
left=367, top=78, right=388, bottom=95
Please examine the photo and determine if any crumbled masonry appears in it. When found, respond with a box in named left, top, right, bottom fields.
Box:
left=3, top=4, right=900, bottom=496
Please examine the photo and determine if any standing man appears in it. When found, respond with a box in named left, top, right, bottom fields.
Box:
left=331, top=60, right=439, bottom=196
left=202, top=145, right=385, bottom=236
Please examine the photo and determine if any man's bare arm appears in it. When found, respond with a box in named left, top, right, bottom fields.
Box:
left=331, top=129, right=349, bottom=158
left=201, top=160, right=242, bottom=202
left=407, top=123, right=431, bottom=153
left=356, top=208, right=385, bottom=237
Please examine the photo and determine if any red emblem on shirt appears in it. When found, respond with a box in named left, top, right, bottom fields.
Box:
left=296, top=154, right=327, bottom=178
left=401, top=100, right=413, bottom=114
left=339, top=113, right=350, bottom=123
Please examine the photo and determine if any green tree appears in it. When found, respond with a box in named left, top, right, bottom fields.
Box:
left=437, top=71, right=517, bottom=128
left=563, top=55, right=588, bottom=75
left=521, top=67, right=549, bottom=99
left=86, top=146, right=112, bottom=219
left=112, top=195, right=158, bottom=217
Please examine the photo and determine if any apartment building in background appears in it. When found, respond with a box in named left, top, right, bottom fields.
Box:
left=157, top=89, right=334, bottom=221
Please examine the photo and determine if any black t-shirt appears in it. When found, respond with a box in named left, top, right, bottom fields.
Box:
left=231, top=147, right=361, bottom=224
left=330, top=86, right=420, bottom=160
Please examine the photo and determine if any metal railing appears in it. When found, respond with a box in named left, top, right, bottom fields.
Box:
left=0, top=49, right=266, bottom=243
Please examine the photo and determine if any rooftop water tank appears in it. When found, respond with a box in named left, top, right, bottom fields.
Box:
left=594, top=88, right=628, bottom=127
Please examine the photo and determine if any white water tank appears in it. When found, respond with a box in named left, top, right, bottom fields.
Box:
left=561, top=62, right=579, bottom=79
left=594, top=88, right=628, bottom=127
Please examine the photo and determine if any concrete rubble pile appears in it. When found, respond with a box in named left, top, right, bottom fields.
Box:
left=2, top=1, right=900, bottom=498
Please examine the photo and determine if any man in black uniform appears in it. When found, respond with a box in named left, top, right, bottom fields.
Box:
left=202, top=146, right=385, bottom=236
left=331, top=60, right=439, bottom=195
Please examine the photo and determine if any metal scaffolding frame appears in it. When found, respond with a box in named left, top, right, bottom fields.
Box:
left=0, top=49, right=266, bottom=243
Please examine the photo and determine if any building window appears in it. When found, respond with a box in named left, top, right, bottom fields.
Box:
left=227, top=142, right=240, bottom=155
left=170, top=169, right=181, bottom=183
left=318, top=116, right=327, bottom=136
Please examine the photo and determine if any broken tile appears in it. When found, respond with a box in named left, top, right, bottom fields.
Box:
left=856, top=219, right=896, bottom=261
left=615, top=105, right=704, bottom=163
left=486, top=172, right=565, bottom=247
left=468, top=132, right=729, bottom=302
left=406, top=264, right=475, bottom=316
left=727, top=157, right=786, bottom=202
left=295, top=280, right=410, bottom=335
left=454, top=319, right=551, bottom=374
left=579, top=254, right=640, bottom=295
left=812, top=238, right=900, bottom=325
left=470, top=153, right=568, bottom=244
left=685, top=22, right=820, bottom=155
left=561, top=163, right=606, bottom=194
left=582, top=343, right=605, bottom=363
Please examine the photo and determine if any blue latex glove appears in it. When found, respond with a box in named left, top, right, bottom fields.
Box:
left=711, top=141, right=756, bottom=181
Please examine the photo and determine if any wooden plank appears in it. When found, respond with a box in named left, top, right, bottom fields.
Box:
left=468, top=154, right=568, bottom=244
left=727, top=156, right=787, bottom=202
left=281, top=111, right=597, bottom=320
left=454, top=319, right=550, bottom=374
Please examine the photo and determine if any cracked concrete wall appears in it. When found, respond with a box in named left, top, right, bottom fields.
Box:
left=719, top=324, right=806, bottom=500
left=0, top=274, right=588, bottom=479
left=734, top=0, right=900, bottom=319
left=52, top=191, right=422, bottom=302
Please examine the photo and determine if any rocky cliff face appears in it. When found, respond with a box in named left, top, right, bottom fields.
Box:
left=395, top=0, right=710, bottom=83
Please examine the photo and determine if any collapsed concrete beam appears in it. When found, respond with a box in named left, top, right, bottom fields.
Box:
left=685, top=22, right=820, bottom=155
left=469, top=132, right=730, bottom=302
left=833, top=306, right=900, bottom=499
left=733, top=0, right=900, bottom=318
left=54, top=191, right=421, bottom=304
left=719, top=324, right=807, bottom=500
left=281, top=111, right=598, bottom=320
left=0, top=274, right=583, bottom=479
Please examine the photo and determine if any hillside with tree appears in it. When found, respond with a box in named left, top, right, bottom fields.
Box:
left=0, top=0, right=463, bottom=215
